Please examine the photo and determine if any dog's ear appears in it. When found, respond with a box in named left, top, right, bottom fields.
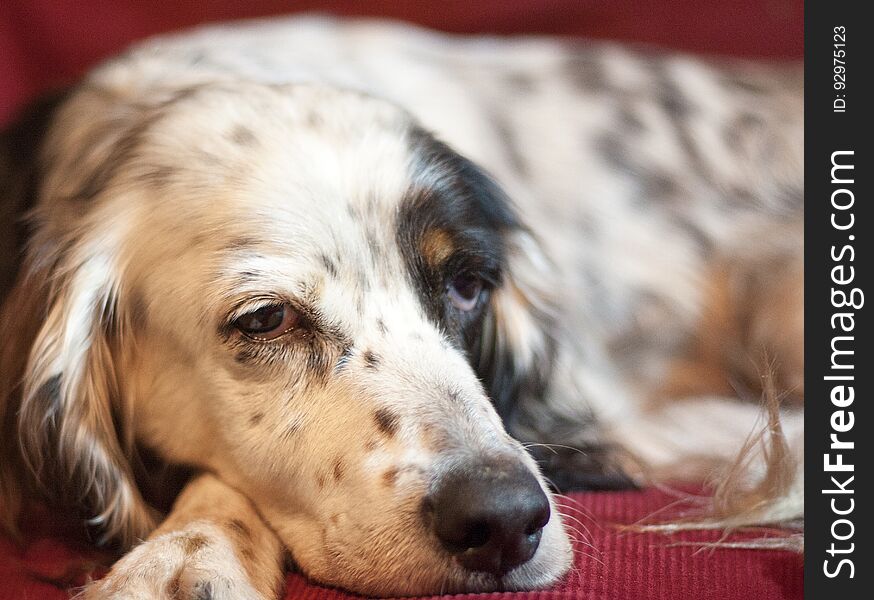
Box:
left=3, top=253, right=155, bottom=546
left=402, top=125, right=559, bottom=423
left=475, top=233, right=639, bottom=492
left=0, top=89, right=156, bottom=546
left=473, top=229, right=558, bottom=424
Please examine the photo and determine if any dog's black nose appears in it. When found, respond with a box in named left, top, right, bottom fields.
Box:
left=425, top=460, right=550, bottom=575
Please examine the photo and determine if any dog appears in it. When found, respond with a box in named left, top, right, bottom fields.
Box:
left=0, top=16, right=803, bottom=599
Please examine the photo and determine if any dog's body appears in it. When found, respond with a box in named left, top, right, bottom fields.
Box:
left=0, top=17, right=803, bottom=599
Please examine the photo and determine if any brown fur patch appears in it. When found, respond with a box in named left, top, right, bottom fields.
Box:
left=179, top=533, right=209, bottom=555
left=418, top=228, right=454, bottom=268
left=166, top=567, right=185, bottom=600
left=658, top=257, right=804, bottom=404
left=227, top=518, right=251, bottom=541
left=229, top=124, right=258, bottom=146
left=225, top=518, right=256, bottom=566
left=0, top=264, right=52, bottom=537
left=373, top=408, right=400, bottom=437
left=362, top=350, right=381, bottom=369
left=382, top=467, right=399, bottom=487
left=331, top=457, right=345, bottom=482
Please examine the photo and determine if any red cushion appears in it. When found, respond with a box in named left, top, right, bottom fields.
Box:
left=2, top=488, right=802, bottom=600
left=0, top=3, right=803, bottom=599
left=1, top=0, right=802, bottom=125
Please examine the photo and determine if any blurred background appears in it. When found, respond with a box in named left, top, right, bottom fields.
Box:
left=1, top=0, right=803, bottom=125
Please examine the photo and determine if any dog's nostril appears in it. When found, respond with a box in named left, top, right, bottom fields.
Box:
left=426, top=459, right=550, bottom=575
left=525, top=508, right=550, bottom=536
left=459, top=521, right=490, bottom=550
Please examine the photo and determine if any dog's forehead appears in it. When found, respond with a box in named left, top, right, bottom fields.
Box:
left=147, top=82, right=416, bottom=211
left=124, top=84, right=438, bottom=322
left=133, top=86, right=415, bottom=248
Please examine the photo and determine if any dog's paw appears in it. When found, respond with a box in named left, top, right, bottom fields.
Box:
left=77, top=523, right=268, bottom=600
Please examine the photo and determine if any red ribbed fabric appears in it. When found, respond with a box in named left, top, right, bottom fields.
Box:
left=0, top=4, right=803, bottom=599
left=0, top=1, right=803, bottom=125
left=1, top=488, right=802, bottom=600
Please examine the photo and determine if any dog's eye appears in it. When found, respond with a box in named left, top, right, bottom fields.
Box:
left=447, top=273, right=484, bottom=311
left=234, top=304, right=300, bottom=340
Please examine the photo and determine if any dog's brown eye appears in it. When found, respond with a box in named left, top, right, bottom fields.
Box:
left=234, top=304, right=299, bottom=340
left=447, top=273, right=484, bottom=311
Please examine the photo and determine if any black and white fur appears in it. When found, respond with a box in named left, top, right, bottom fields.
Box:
left=0, top=17, right=803, bottom=599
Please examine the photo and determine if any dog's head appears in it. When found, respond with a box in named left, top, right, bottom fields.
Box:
left=0, top=81, right=570, bottom=594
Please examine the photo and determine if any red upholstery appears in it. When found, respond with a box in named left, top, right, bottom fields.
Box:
left=1, top=0, right=803, bottom=125
left=0, top=2, right=803, bottom=599
left=2, top=488, right=802, bottom=600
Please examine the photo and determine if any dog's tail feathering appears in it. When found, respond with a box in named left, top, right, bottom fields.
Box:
left=621, top=364, right=804, bottom=551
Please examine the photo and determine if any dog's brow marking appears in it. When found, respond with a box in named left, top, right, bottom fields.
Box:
left=228, top=124, right=258, bottom=146
left=249, top=412, right=264, bottom=426
left=375, top=318, right=387, bottom=334
left=373, top=408, right=400, bottom=437
left=362, top=350, right=381, bottom=370
left=418, top=228, right=454, bottom=269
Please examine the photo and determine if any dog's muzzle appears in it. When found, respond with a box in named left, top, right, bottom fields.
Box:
left=423, top=457, right=551, bottom=575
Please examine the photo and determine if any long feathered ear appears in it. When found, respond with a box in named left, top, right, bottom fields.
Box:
left=403, top=125, right=560, bottom=424
left=5, top=250, right=155, bottom=547
left=0, top=88, right=156, bottom=547
left=470, top=194, right=637, bottom=491
left=474, top=228, right=558, bottom=425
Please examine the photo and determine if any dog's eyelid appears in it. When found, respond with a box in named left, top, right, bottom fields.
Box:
left=443, top=253, right=502, bottom=284
left=226, top=296, right=288, bottom=324
left=445, top=265, right=501, bottom=289
left=222, top=295, right=318, bottom=335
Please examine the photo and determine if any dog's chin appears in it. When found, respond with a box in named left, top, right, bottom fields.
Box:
left=280, top=508, right=573, bottom=596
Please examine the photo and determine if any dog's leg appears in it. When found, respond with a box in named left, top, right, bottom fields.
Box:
left=80, top=474, right=284, bottom=600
